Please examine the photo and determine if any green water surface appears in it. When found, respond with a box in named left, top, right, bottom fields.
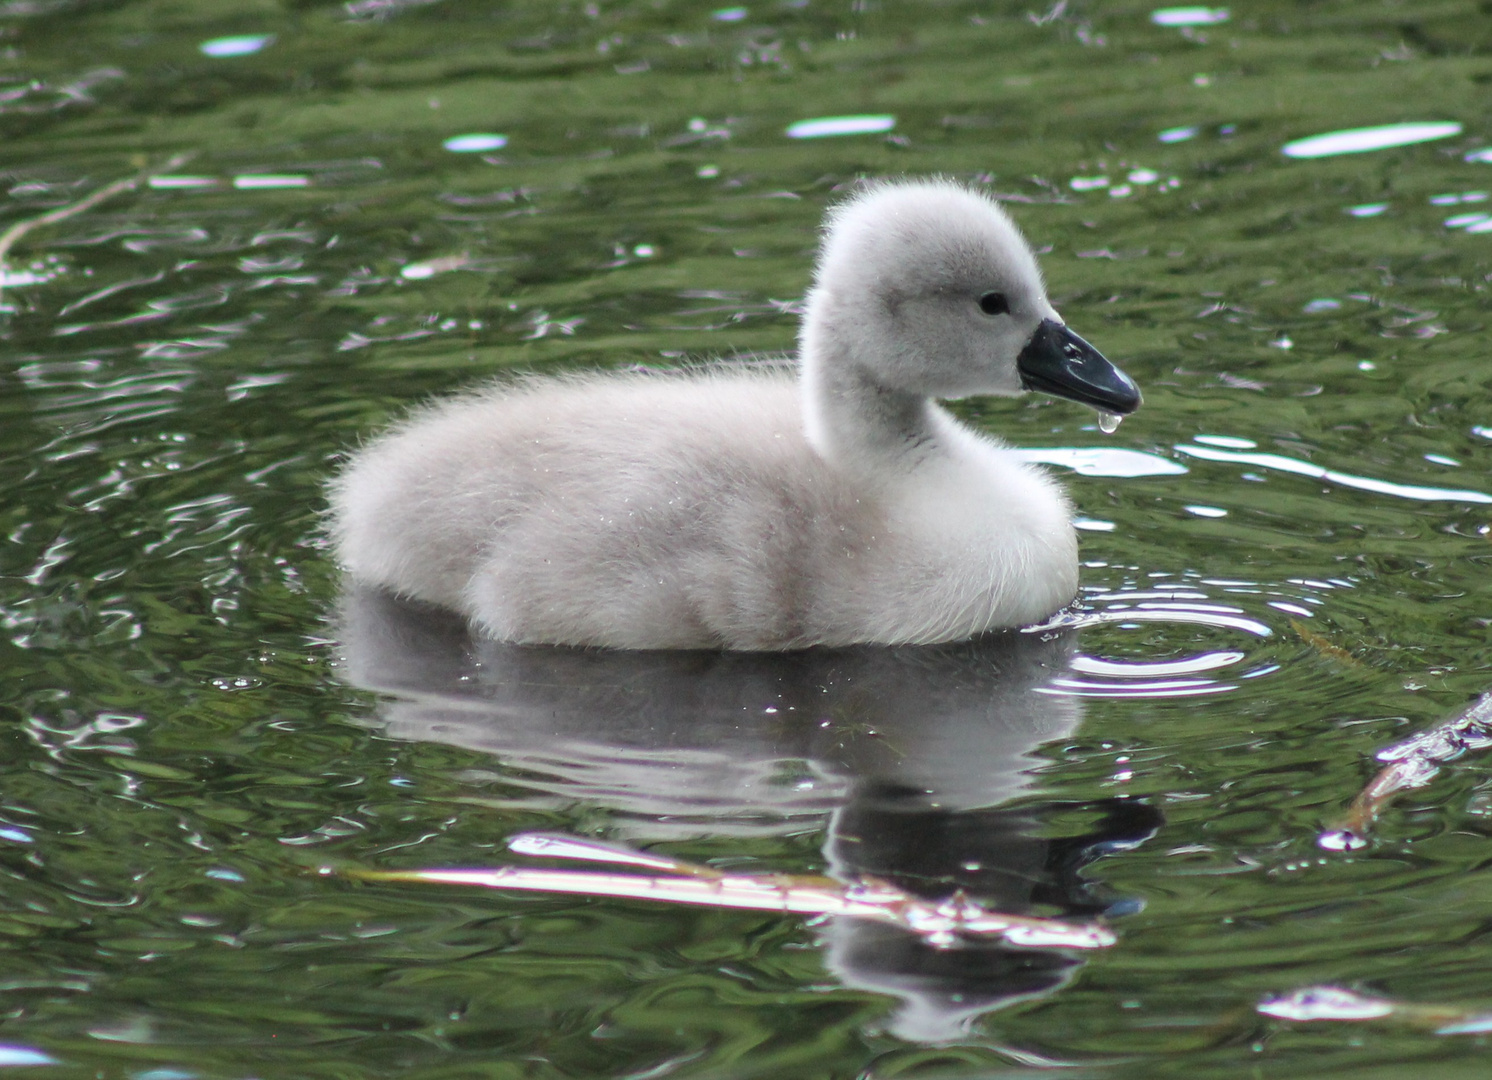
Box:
left=5, top=1, right=1492, bottom=1076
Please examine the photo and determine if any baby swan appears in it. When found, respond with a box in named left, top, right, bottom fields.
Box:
left=329, top=178, right=1140, bottom=651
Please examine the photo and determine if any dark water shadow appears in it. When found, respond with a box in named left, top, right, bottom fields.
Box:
left=334, top=585, right=1160, bottom=1043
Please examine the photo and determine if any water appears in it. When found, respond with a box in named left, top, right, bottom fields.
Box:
left=4, top=0, right=1492, bottom=1075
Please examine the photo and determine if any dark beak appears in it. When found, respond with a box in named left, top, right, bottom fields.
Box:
left=1016, top=319, right=1141, bottom=415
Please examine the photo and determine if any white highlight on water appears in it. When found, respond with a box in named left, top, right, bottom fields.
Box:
left=1017, top=447, right=1187, bottom=478
left=443, top=133, right=508, bottom=152
left=200, top=35, right=273, bottom=57
left=785, top=115, right=896, bottom=139
left=1175, top=443, right=1492, bottom=503
left=1282, top=121, right=1462, bottom=159
left=1258, top=987, right=1394, bottom=1022
left=1151, top=7, right=1230, bottom=27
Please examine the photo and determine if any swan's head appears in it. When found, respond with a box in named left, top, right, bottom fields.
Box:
left=803, top=178, right=1139, bottom=415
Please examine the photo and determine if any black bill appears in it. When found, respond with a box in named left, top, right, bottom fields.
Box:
left=1016, top=319, right=1141, bottom=415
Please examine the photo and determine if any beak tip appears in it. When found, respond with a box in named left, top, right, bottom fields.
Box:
left=1017, top=319, right=1141, bottom=415
left=1112, top=377, right=1143, bottom=416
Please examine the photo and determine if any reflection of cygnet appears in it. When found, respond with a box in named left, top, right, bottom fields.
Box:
left=334, top=587, right=1157, bottom=1043
left=329, top=179, right=1140, bottom=650
left=333, top=585, right=1084, bottom=839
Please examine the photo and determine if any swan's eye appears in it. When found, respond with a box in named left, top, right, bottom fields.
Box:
left=978, top=292, right=1010, bottom=316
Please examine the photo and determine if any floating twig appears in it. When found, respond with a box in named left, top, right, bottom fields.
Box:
left=1320, top=691, right=1492, bottom=850
left=333, top=831, right=1116, bottom=951
left=0, top=152, right=194, bottom=307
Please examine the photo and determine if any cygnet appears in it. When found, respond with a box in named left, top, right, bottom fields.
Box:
left=329, top=178, right=1141, bottom=650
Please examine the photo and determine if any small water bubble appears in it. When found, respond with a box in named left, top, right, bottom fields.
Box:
left=1098, top=411, right=1122, bottom=434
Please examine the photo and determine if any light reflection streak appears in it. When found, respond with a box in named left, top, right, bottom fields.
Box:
left=1259, top=985, right=1492, bottom=1035
left=785, top=115, right=895, bottom=139
left=1018, top=446, right=1187, bottom=477
left=1175, top=443, right=1492, bottom=504
left=1038, top=678, right=1236, bottom=698
left=1282, top=122, right=1462, bottom=159
left=1037, top=607, right=1273, bottom=637
left=1069, top=651, right=1245, bottom=678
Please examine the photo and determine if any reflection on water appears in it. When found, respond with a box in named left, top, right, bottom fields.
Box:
left=1282, top=122, right=1464, bottom=160
left=337, top=585, right=1158, bottom=1042
left=1019, top=445, right=1187, bottom=478
left=784, top=115, right=896, bottom=139
left=336, top=586, right=1084, bottom=834
left=1151, top=7, right=1231, bottom=28
left=1176, top=442, right=1492, bottom=504
left=198, top=35, right=274, bottom=58
left=443, top=133, right=509, bottom=153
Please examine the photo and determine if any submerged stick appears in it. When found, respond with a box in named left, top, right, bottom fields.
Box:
left=1290, top=619, right=1363, bottom=668
left=1319, top=691, right=1492, bottom=850
left=334, top=831, right=1117, bottom=951
left=0, top=152, right=194, bottom=307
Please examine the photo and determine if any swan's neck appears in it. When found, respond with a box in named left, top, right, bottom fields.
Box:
left=801, top=339, right=941, bottom=474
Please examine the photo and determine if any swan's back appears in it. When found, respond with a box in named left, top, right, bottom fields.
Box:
left=333, top=368, right=850, bottom=648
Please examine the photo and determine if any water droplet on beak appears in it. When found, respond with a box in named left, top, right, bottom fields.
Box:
left=1098, top=411, right=1122, bottom=434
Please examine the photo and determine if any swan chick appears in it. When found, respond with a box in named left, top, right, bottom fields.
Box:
left=329, top=178, right=1141, bottom=650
